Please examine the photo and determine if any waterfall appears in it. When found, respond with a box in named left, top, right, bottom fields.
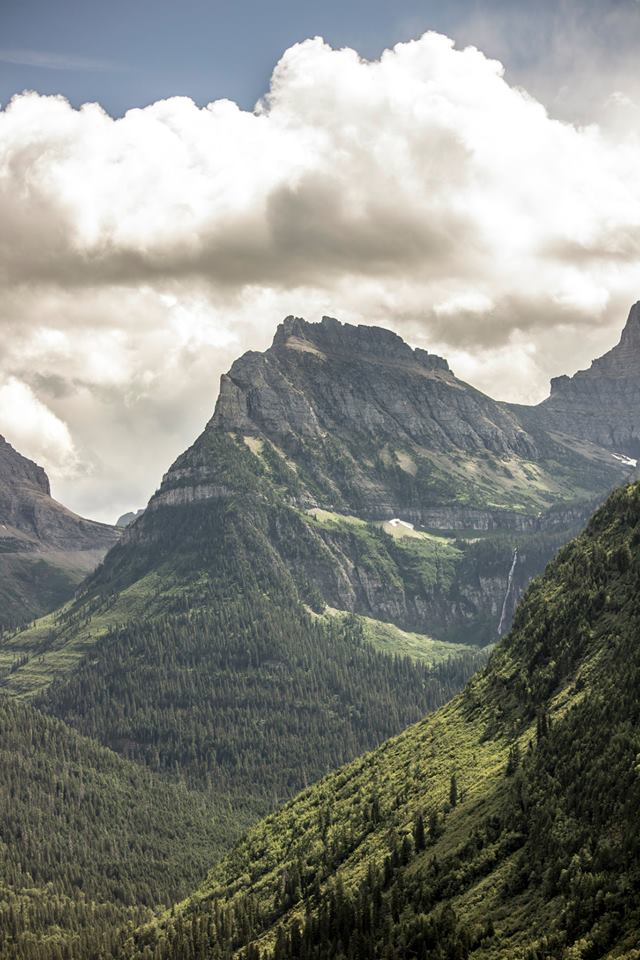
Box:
left=497, top=546, right=519, bottom=637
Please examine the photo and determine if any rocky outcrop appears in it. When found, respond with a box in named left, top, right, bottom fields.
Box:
left=173, top=314, right=626, bottom=527
left=0, top=435, right=118, bottom=554
left=116, top=509, right=144, bottom=528
left=537, top=301, right=640, bottom=458
left=211, top=315, right=538, bottom=459
left=0, top=435, right=119, bottom=628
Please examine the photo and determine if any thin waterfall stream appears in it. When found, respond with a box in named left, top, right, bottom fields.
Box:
left=497, top=546, right=518, bottom=636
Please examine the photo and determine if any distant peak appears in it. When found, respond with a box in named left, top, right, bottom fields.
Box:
left=619, top=300, right=640, bottom=347
left=272, top=315, right=449, bottom=371
left=0, top=433, right=51, bottom=497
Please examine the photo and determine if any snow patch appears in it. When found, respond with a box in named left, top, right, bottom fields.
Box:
left=388, top=518, right=415, bottom=530
left=612, top=453, right=638, bottom=468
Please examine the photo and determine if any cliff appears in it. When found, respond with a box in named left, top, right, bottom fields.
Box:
left=0, top=435, right=119, bottom=629
left=537, top=301, right=640, bottom=457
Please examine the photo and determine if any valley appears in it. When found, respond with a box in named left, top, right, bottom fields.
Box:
left=1, top=306, right=640, bottom=959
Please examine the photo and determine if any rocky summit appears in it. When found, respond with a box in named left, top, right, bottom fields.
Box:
left=213, top=315, right=535, bottom=456
left=152, top=314, right=628, bottom=530
left=0, top=435, right=119, bottom=629
left=537, top=301, right=640, bottom=458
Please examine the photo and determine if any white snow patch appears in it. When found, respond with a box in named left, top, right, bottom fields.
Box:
left=388, top=518, right=415, bottom=530
left=612, top=453, right=638, bottom=468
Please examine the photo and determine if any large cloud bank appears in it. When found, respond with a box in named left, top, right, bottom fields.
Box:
left=1, top=32, right=639, bottom=520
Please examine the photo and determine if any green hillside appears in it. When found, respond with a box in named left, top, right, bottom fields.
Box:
left=125, top=482, right=640, bottom=960
left=0, top=458, right=486, bottom=802
left=0, top=433, right=590, bottom=704
left=0, top=694, right=246, bottom=960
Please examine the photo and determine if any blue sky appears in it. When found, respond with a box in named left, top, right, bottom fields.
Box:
left=2, top=0, right=639, bottom=119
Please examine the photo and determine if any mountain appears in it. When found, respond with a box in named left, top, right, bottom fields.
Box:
left=536, top=301, right=640, bottom=459
left=0, top=692, right=242, bottom=960
left=116, top=508, right=144, bottom=528
left=0, top=367, right=487, bottom=808
left=0, top=434, right=119, bottom=630
left=2, top=311, right=640, bottom=959
left=127, top=479, right=640, bottom=960
left=0, top=317, right=631, bottom=787
left=210, top=315, right=624, bottom=525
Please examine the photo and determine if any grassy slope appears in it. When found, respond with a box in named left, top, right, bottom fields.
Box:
left=324, top=607, right=482, bottom=664
left=0, top=553, right=82, bottom=632
left=127, top=482, right=640, bottom=960
left=0, top=568, right=172, bottom=698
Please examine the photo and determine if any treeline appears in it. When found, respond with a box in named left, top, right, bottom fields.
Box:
left=39, top=595, right=483, bottom=796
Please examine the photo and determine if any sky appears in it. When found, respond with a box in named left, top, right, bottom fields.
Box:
left=1, top=0, right=640, bottom=522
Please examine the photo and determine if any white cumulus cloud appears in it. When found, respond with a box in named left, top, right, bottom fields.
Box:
left=0, top=31, right=639, bottom=520
left=0, top=377, right=82, bottom=480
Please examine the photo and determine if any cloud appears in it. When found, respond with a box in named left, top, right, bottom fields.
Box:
left=0, top=377, right=82, bottom=479
left=0, top=49, right=124, bottom=72
left=0, top=31, right=639, bottom=519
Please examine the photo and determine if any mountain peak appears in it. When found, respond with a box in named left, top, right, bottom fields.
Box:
left=548, top=301, right=640, bottom=397
left=540, top=300, right=640, bottom=457
left=271, top=314, right=450, bottom=371
left=208, top=316, right=542, bottom=473
left=616, top=299, right=640, bottom=350
left=174, top=313, right=632, bottom=527
left=0, top=433, right=120, bottom=629
left=0, top=432, right=51, bottom=497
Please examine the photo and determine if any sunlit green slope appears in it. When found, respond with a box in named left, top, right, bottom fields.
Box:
left=126, top=482, right=640, bottom=960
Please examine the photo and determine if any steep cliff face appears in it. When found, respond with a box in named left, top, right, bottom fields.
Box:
left=0, top=435, right=119, bottom=629
left=537, top=301, right=640, bottom=457
left=154, top=315, right=627, bottom=528
left=212, top=316, right=534, bottom=456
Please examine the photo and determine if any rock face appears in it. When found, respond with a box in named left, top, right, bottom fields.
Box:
left=153, top=315, right=627, bottom=529
left=116, top=509, right=144, bottom=528
left=0, top=435, right=119, bottom=629
left=537, top=301, right=640, bottom=458
left=212, top=315, right=537, bottom=457
left=113, top=313, right=629, bottom=644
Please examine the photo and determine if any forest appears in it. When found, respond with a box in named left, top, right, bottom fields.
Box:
left=120, top=483, right=640, bottom=960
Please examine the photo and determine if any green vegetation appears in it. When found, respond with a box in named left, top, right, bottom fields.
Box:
left=0, top=475, right=485, bottom=958
left=1, top=422, right=633, bottom=959
left=38, top=589, right=481, bottom=795
left=0, top=553, right=79, bottom=632
left=0, top=435, right=596, bottom=704
left=303, top=502, right=587, bottom=645
left=0, top=694, right=243, bottom=960
left=325, top=607, right=485, bottom=666
left=123, top=482, right=640, bottom=960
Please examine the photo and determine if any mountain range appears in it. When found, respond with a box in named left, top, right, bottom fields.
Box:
left=1, top=302, right=640, bottom=958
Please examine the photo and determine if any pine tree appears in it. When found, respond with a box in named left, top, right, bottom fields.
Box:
left=449, top=773, right=458, bottom=808
left=506, top=743, right=521, bottom=777
left=412, top=812, right=426, bottom=851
